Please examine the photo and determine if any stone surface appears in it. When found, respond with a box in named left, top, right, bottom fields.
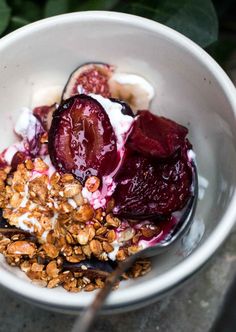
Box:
left=0, top=229, right=235, bottom=332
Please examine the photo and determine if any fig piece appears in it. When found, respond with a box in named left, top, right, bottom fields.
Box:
left=113, top=151, right=192, bottom=219
left=62, top=63, right=114, bottom=100
left=33, top=104, right=57, bottom=131
left=62, top=259, right=116, bottom=280
left=108, top=73, right=154, bottom=112
left=48, top=94, right=118, bottom=182
left=128, top=110, right=188, bottom=159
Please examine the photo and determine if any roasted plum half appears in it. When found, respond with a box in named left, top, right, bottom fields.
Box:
left=62, top=63, right=114, bottom=100
left=113, top=110, right=192, bottom=219
left=127, top=110, right=188, bottom=159
left=113, top=150, right=192, bottom=219
left=48, top=94, right=119, bottom=182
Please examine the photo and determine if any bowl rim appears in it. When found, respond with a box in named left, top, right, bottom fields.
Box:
left=0, top=10, right=236, bottom=310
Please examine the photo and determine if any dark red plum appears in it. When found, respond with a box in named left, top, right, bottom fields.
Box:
left=128, top=110, right=188, bottom=159
left=48, top=94, right=118, bottom=182
left=113, top=150, right=192, bottom=219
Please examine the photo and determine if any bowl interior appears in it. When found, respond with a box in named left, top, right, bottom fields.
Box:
left=0, top=12, right=236, bottom=310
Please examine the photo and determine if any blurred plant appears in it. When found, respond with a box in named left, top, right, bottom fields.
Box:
left=0, top=0, right=235, bottom=67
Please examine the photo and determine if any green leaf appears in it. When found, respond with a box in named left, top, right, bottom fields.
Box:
left=207, top=39, right=236, bottom=66
left=44, top=0, right=68, bottom=17
left=45, top=0, right=120, bottom=16
left=165, top=0, right=219, bottom=48
left=7, top=0, right=43, bottom=22
left=117, top=0, right=218, bottom=48
left=8, top=15, right=30, bottom=30
left=0, top=0, right=11, bottom=35
left=76, top=0, right=120, bottom=11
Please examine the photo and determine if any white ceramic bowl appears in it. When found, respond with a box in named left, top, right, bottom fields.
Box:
left=0, top=11, right=236, bottom=313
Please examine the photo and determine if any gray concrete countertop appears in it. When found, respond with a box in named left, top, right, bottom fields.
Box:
left=0, top=229, right=235, bottom=332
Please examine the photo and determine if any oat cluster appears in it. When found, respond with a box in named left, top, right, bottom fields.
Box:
left=0, top=159, right=152, bottom=291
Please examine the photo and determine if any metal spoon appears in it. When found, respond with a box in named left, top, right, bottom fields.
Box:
left=72, top=164, right=198, bottom=332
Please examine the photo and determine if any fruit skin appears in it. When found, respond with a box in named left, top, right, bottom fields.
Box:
left=113, top=146, right=192, bottom=220
left=48, top=94, right=118, bottom=182
left=62, top=62, right=114, bottom=101
left=128, top=110, right=188, bottom=159
left=33, top=104, right=56, bottom=131
left=109, top=98, right=134, bottom=117
left=11, top=151, right=26, bottom=171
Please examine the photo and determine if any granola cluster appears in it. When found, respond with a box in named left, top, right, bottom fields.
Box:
left=0, top=159, right=151, bottom=291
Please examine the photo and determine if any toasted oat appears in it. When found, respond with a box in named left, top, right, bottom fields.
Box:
left=89, top=239, right=103, bottom=256
left=61, top=174, right=75, bottom=183
left=10, top=192, right=22, bottom=209
left=31, top=262, right=44, bottom=272
left=7, top=241, right=36, bottom=257
left=84, top=284, right=95, bottom=292
left=43, top=243, right=59, bottom=258
left=77, top=229, right=90, bottom=245
left=73, top=204, right=94, bottom=222
left=116, top=249, right=127, bottom=261
left=105, top=214, right=120, bottom=228
left=64, top=183, right=82, bottom=198
left=107, top=229, right=116, bottom=243
left=119, top=228, right=135, bottom=242
left=82, top=244, right=92, bottom=258
left=25, top=160, right=34, bottom=170
left=46, top=260, right=59, bottom=278
left=29, top=176, right=48, bottom=202
left=34, top=158, right=49, bottom=172
left=102, top=241, right=113, bottom=253
left=66, top=254, right=85, bottom=263
left=73, top=193, right=84, bottom=206
left=47, top=277, right=60, bottom=288
left=20, top=260, right=31, bottom=273
left=96, top=226, right=107, bottom=236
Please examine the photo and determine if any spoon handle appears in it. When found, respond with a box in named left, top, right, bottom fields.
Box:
left=72, top=255, right=137, bottom=332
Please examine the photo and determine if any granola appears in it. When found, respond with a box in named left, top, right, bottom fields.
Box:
left=0, top=161, right=151, bottom=291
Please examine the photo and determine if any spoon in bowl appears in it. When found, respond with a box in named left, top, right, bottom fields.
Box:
left=72, top=163, right=198, bottom=332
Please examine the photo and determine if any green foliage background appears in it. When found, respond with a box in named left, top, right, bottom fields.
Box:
left=0, top=0, right=235, bottom=68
